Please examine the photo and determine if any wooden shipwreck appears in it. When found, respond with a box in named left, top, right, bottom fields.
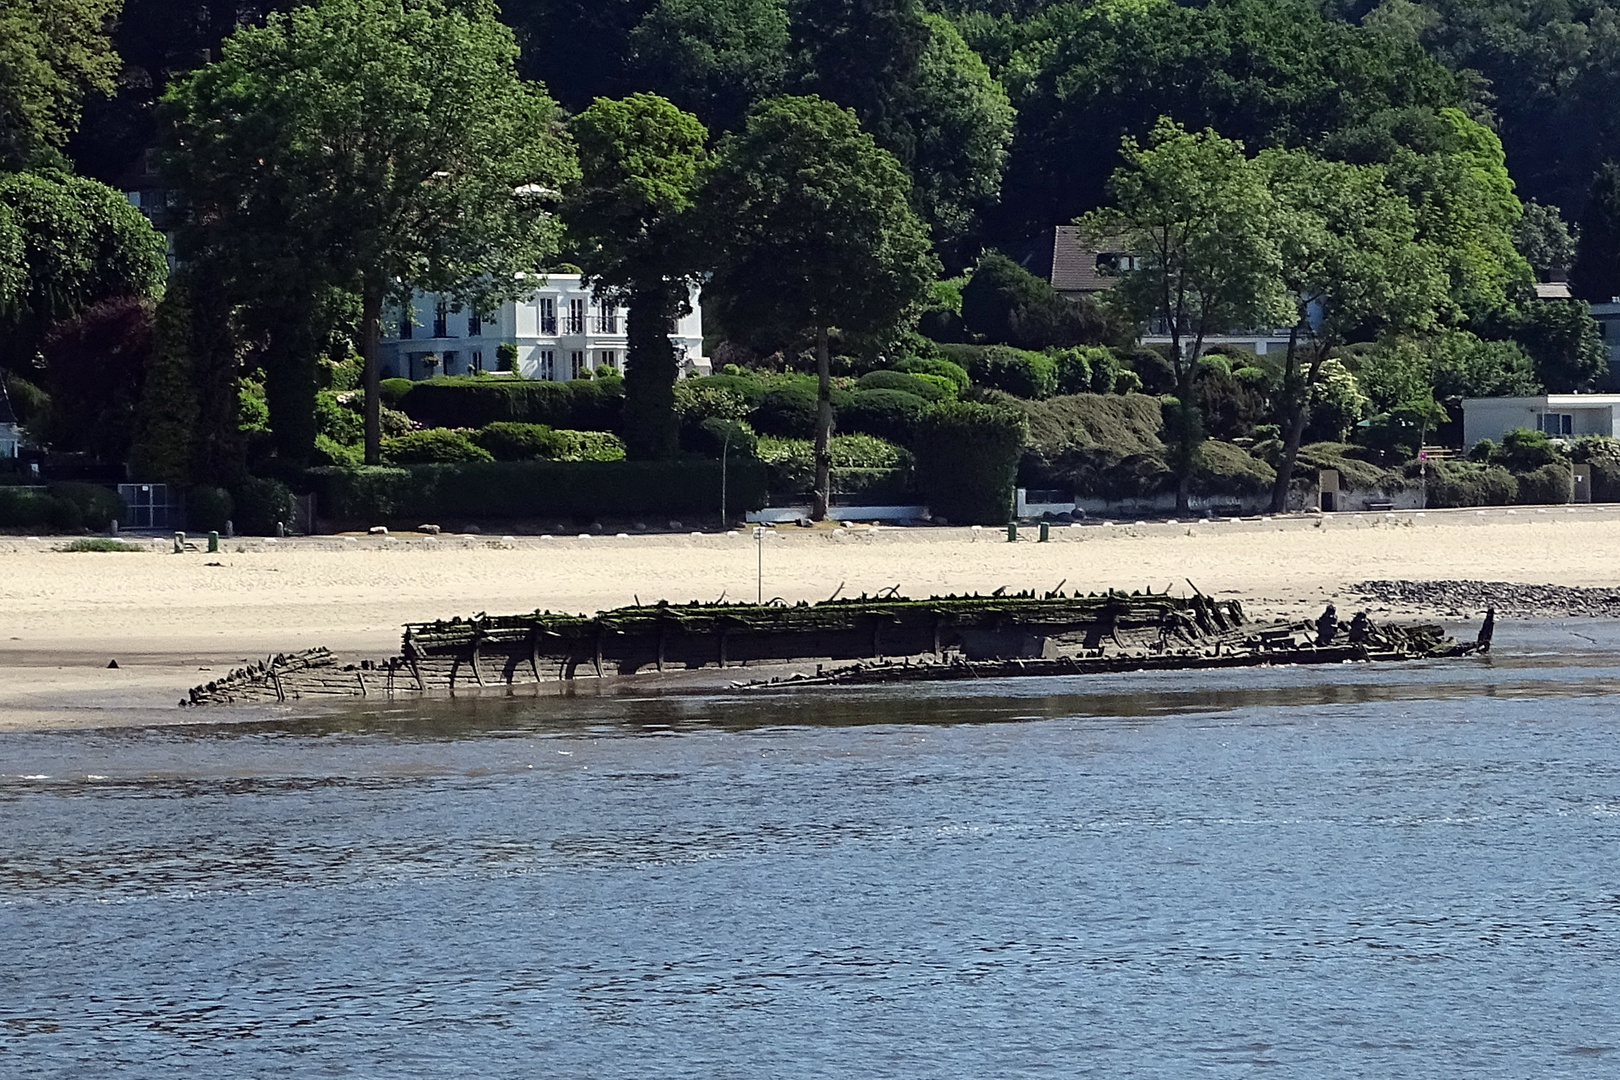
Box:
left=182, top=590, right=1486, bottom=706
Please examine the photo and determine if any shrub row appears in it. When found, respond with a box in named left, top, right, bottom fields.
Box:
left=306, top=459, right=768, bottom=524
left=915, top=402, right=1028, bottom=524
left=0, top=482, right=123, bottom=531
left=396, top=376, right=625, bottom=432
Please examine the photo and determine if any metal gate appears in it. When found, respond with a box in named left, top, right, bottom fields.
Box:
left=117, top=483, right=181, bottom=529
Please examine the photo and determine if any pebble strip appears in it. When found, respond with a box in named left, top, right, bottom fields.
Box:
left=1352, top=579, right=1620, bottom=619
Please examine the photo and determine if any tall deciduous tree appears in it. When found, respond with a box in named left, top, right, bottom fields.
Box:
left=163, top=0, right=577, bottom=465
left=628, top=0, right=789, bottom=133
left=1260, top=149, right=1450, bottom=512
left=1572, top=163, right=1620, bottom=304
left=1079, top=119, right=1288, bottom=516
left=0, top=0, right=121, bottom=168
left=703, top=95, right=937, bottom=519
left=0, top=168, right=168, bottom=372
left=565, top=93, right=709, bottom=460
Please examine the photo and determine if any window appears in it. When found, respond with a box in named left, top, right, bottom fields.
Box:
left=1541, top=412, right=1573, bottom=436
left=598, top=350, right=618, bottom=373
left=468, top=311, right=482, bottom=336
left=472, top=350, right=484, bottom=374
left=594, top=305, right=619, bottom=334
left=399, top=312, right=412, bottom=339
left=433, top=301, right=449, bottom=338
left=570, top=350, right=586, bottom=378
left=567, top=298, right=585, bottom=334
left=538, top=350, right=555, bottom=380
left=441, top=351, right=458, bottom=375
left=538, top=297, right=557, bottom=335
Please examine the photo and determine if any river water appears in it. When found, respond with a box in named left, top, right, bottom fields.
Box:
left=3, top=622, right=1619, bottom=1077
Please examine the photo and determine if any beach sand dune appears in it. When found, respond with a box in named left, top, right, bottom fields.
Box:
left=2, top=509, right=1615, bottom=729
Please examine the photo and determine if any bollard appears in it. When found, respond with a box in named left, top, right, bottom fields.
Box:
left=1006, top=522, right=1018, bottom=543
left=275, top=521, right=286, bottom=538
left=172, top=531, right=186, bottom=554
left=1038, top=521, right=1050, bottom=543
left=108, top=519, right=119, bottom=537
left=225, top=519, right=235, bottom=539
left=208, top=530, right=219, bottom=553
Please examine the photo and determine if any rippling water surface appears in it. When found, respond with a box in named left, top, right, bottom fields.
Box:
left=3, top=622, right=1619, bottom=1077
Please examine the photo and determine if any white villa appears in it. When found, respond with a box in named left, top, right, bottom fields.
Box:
left=379, top=275, right=708, bottom=381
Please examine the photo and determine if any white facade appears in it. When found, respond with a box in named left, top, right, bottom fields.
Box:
left=379, top=275, right=707, bottom=382
left=1462, top=394, right=1620, bottom=449
left=0, top=423, right=18, bottom=458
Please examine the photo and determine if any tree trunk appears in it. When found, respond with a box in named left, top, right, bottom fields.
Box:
left=812, top=325, right=832, bottom=521
left=1268, top=323, right=1304, bottom=514
left=362, top=283, right=382, bottom=466
left=624, top=284, right=680, bottom=460
left=1272, top=335, right=1329, bottom=516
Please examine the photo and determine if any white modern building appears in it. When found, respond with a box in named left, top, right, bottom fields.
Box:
left=1462, top=393, right=1620, bottom=448
left=379, top=275, right=708, bottom=381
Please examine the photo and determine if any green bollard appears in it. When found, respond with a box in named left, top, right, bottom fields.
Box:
left=208, top=531, right=220, bottom=553
left=1006, top=522, right=1018, bottom=543
left=1038, top=521, right=1050, bottom=543
left=172, top=531, right=186, bottom=554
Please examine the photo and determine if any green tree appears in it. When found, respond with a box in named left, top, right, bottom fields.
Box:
left=628, top=0, right=789, bottom=132
left=1572, top=163, right=1620, bottom=304
left=163, top=0, right=577, bottom=465
left=703, top=95, right=938, bottom=518
left=0, top=0, right=121, bottom=168
left=565, top=93, right=709, bottom=460
left=789, top=0, right=1014, bottom=243
left=1515, top=200, right=1577, bottom=282
left=0, top=168, right=168, bottom=373
left=1079, top=119, right=1289, bottom=515
left=1260, top=148, right=1450, bottom=512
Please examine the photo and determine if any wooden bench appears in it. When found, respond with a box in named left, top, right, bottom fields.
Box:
left=1365, top=500, right=1395, bottom=512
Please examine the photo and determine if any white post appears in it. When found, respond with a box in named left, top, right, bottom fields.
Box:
left=754, top=526, right=764, bottom=604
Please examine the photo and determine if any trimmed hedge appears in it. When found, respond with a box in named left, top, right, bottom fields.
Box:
left=397, top=376, right=624, bottom=432
left=0, top=483, right=125, bottom=531
left=306, top=459, right=769, bottom=523
left=381, top=429, right=494, bottom=464
left=1516, top=461, right=1573, bottom=505
left=915, top=402, right=1028, bottom=524
left=856, top=370, right=952, bottom=402
left=233, top=477, right=295, bottom=535
left=938, top=344, right=1057, bottom=399
left=1426, top=462, right=1518, bottom=507
left=837, top=388, right=930, bottom=444
left=188, top=485, right=234, bottom=531
left=752, top=380, right=819, bottom=437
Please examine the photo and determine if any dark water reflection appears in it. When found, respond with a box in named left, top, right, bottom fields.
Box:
left=2, top=621, right=1619, bottom=1077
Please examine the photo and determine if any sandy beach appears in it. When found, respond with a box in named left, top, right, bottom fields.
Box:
left=3, top=505, right=1617, bottom=729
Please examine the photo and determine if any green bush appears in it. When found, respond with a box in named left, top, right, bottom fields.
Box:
left=837, top=389, right=930, bottom=444
left=60, top=537, right=144, bottom=552
left=1516, top=461, right=1573, bottom=504
left=915, top=402, right=1028, bottom=524
left=752, top=379, right=820, bottom=437
left=188, top=485, right=234, bottom=531
left=698, top=373, right=768, bottom=406
left=379, top=378, right=415, bottom=408
left=233, top=476, right=294, bottom=535
left=548, top=430, right=628, bottom=462
left=313, top=433, right=362, bottom=466
left=1052, top=346, right=1118, bottom=395
left=306, top=459, right=769, bottom=523
left=398, top=376, right=624, bottom=431
left=48, top=482, right=123, bottom=531
left=1426, top=461, right=1518, bottom=507
left=893, top=355, right=970, bottom=392
left=941, top=344, right=1057, bottom=399
left=1497, top=427, right=1563, bottom=471
left=1570, top=436, right=1620, bottom=501
left=496, top=342, right=519, bottom=372
left=0, top=486, right=56, bottom=528
left=315, top=391, right=364, bottom=444
left=473, top=422, right=558, bottom=461
left=856, top=370, right=952, bottom=402
left=381, top=429, right=494, bottom=465
left=687, top=417, right=758, bottom=458
left=1013, top=393, right=1169, bottom=501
